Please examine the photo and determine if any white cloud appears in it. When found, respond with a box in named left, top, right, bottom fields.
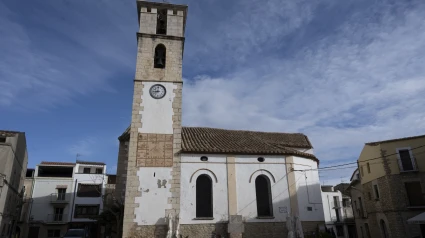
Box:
left=0, top=1, right=135, bottom=109
left=68, top=137, right=98, bottom=157
left=183, top=0, right=425, bottom=184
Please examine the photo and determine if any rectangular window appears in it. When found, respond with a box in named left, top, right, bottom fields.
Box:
left=57, top=188, right=66, bottom=200
left=0, top=137, right=6, bottom=143
left=354, top=201, right=358, bottom=217
left=307, top=206, right=313, bottom=211
left=83, top=168, right=91, bottom=174
left=95, top=168, right=103, bottom=174
left=368, top=192, right=372, bottom=200
left=358, top=197, right=365, bottom=217
left=405, top=182, right=425, bottom=206
left=74, top=204, right=99, bottom=218
left=360, top=166, right=364, bottom=176
left=398, top=149, right=415, bottom=171
left=364, top=223, right=371, bottom=238
left=77, top=184, right=101, bottom=197
left=373, top=185, right=380, bottom=200
left=47, top=230, right=61, bottom=238
left=367, top=163, right=370, bottom=173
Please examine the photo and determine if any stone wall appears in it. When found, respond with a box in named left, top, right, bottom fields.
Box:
left=180, top=223, right=228, bottom=238
left=115, top=140, right=128, bottom=201
left=354, top=172, right=425, bottom=238
left=243, top=222, right=287, bottom=238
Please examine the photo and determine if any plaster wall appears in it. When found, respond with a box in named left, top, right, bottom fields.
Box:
left=134, top=167, right=172, bottom=225
left=30, top=178, right=74, bottom=222
left=180, top=154, right=228, bottom=224
left=139, top=82, right=176, bottom=134
left=235, top=156, right=290, bottom=223
left=293, top=157, right=324, bottom=222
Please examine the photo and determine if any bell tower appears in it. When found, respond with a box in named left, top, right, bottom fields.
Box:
left=123, top=1, right=187, bottom=237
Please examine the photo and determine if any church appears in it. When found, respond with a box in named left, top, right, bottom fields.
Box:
left=115, top=1, right=325, bottom=237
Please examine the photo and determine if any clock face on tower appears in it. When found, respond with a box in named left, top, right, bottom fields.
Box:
left=149, top=84, right=166, bottom=99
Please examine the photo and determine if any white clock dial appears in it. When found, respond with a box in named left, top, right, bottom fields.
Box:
left=149, top=84, right=166, bottom=99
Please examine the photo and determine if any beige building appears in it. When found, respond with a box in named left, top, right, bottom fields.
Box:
left=0, top=130, right=28, bottom=238
left=348, top=134, right=425, bottom=238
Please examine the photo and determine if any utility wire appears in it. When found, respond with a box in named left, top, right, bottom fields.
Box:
left=295, top=144, right=425, bottom=172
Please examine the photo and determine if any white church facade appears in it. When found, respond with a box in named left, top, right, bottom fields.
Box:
left=115, top=1, right=325, bottom=237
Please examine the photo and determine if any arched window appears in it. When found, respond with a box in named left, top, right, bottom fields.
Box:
left=255, top=175, right=273, bottom=217
left=196, top=174, right=213, bottom=218
left=154, top=44, right=166, bottom=68
left=156, top=9, right=167, bottom=35
left=380, top=220, right=388, bottom=238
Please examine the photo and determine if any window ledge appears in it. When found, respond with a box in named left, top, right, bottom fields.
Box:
left=256, top=216, right=275, bottom=219
left=400, top=169, right=419, bottom=173
left=407, top=206, right=425, bottom=209
left=193, top=217, right=214, bottom=220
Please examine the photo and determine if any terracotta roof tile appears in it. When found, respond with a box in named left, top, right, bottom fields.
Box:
left=40, top=161, right=76, bottom=166
left=366, top=134, right=425, bottom=145
left=0, top=130, right=21, bottom=137
left=77, top=160, right=105, bottom=165
left=181, top=127, right=316, bottom=160
left=119, top=126, right=317, bottom=161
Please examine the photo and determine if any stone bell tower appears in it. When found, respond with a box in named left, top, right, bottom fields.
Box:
left=123, top=1, right=187, bottom=237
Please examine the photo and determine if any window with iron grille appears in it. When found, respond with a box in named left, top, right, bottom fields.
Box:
left=77, top=184, right=101, bottom=197
left=74, top=205, right=100, bottom=218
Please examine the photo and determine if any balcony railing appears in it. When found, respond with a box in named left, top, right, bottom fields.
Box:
left=331, top=216, right=355, bottom=223
left=46, top=214, right=68, bottom=223
left=50, top=193, right=69, bottom=203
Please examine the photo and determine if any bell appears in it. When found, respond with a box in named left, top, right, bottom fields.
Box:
left=156, top=58, right=164, bottom=68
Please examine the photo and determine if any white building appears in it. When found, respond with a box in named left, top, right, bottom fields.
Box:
left=321, top=185, right=356, bottom=238
left=115, top=1, right=326, bottom=237
left=23, top=160, right=107, bottom=238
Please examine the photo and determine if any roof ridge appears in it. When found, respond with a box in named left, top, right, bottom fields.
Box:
left=366, top=133, right=425, bottom=145
left=182, top=126, right=306, bottom=135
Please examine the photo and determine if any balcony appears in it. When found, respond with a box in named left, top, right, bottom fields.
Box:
left=50, top=193, right=69, bottom=204
left=331, top=216, right=355, bottom=223
left=46, top=214, right=68, bottom=224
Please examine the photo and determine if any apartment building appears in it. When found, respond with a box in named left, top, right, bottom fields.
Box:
left=0, top=130, right=28, bottom=238
left=21, top=160, right=107, bottom=238
left=348, top=134, right=425, bottom=238
left=322, top=185, right=356, bottom=238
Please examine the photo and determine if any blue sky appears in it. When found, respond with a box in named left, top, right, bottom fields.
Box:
left=1, top=0, right=425, bottom=184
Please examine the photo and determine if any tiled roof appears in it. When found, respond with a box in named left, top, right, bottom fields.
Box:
left=76, top=160, right=105, bottom=165
left=0, top=130, right=21, bottom=137
left=366, top=134, right=425, bottom=145
left=40, top=161, right=76, bottom=166
left=119, top=126, right=317, bottom=160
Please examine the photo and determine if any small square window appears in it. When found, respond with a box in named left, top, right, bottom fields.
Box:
left=147, top=7, right=151, bottom=12
left=96, top=168, right=103, bottom=174
left=83, top=168, right=90, bottom=174
left=0, top=137, right=6, bottom=143
left=307, top=207, right=313, bottom=211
